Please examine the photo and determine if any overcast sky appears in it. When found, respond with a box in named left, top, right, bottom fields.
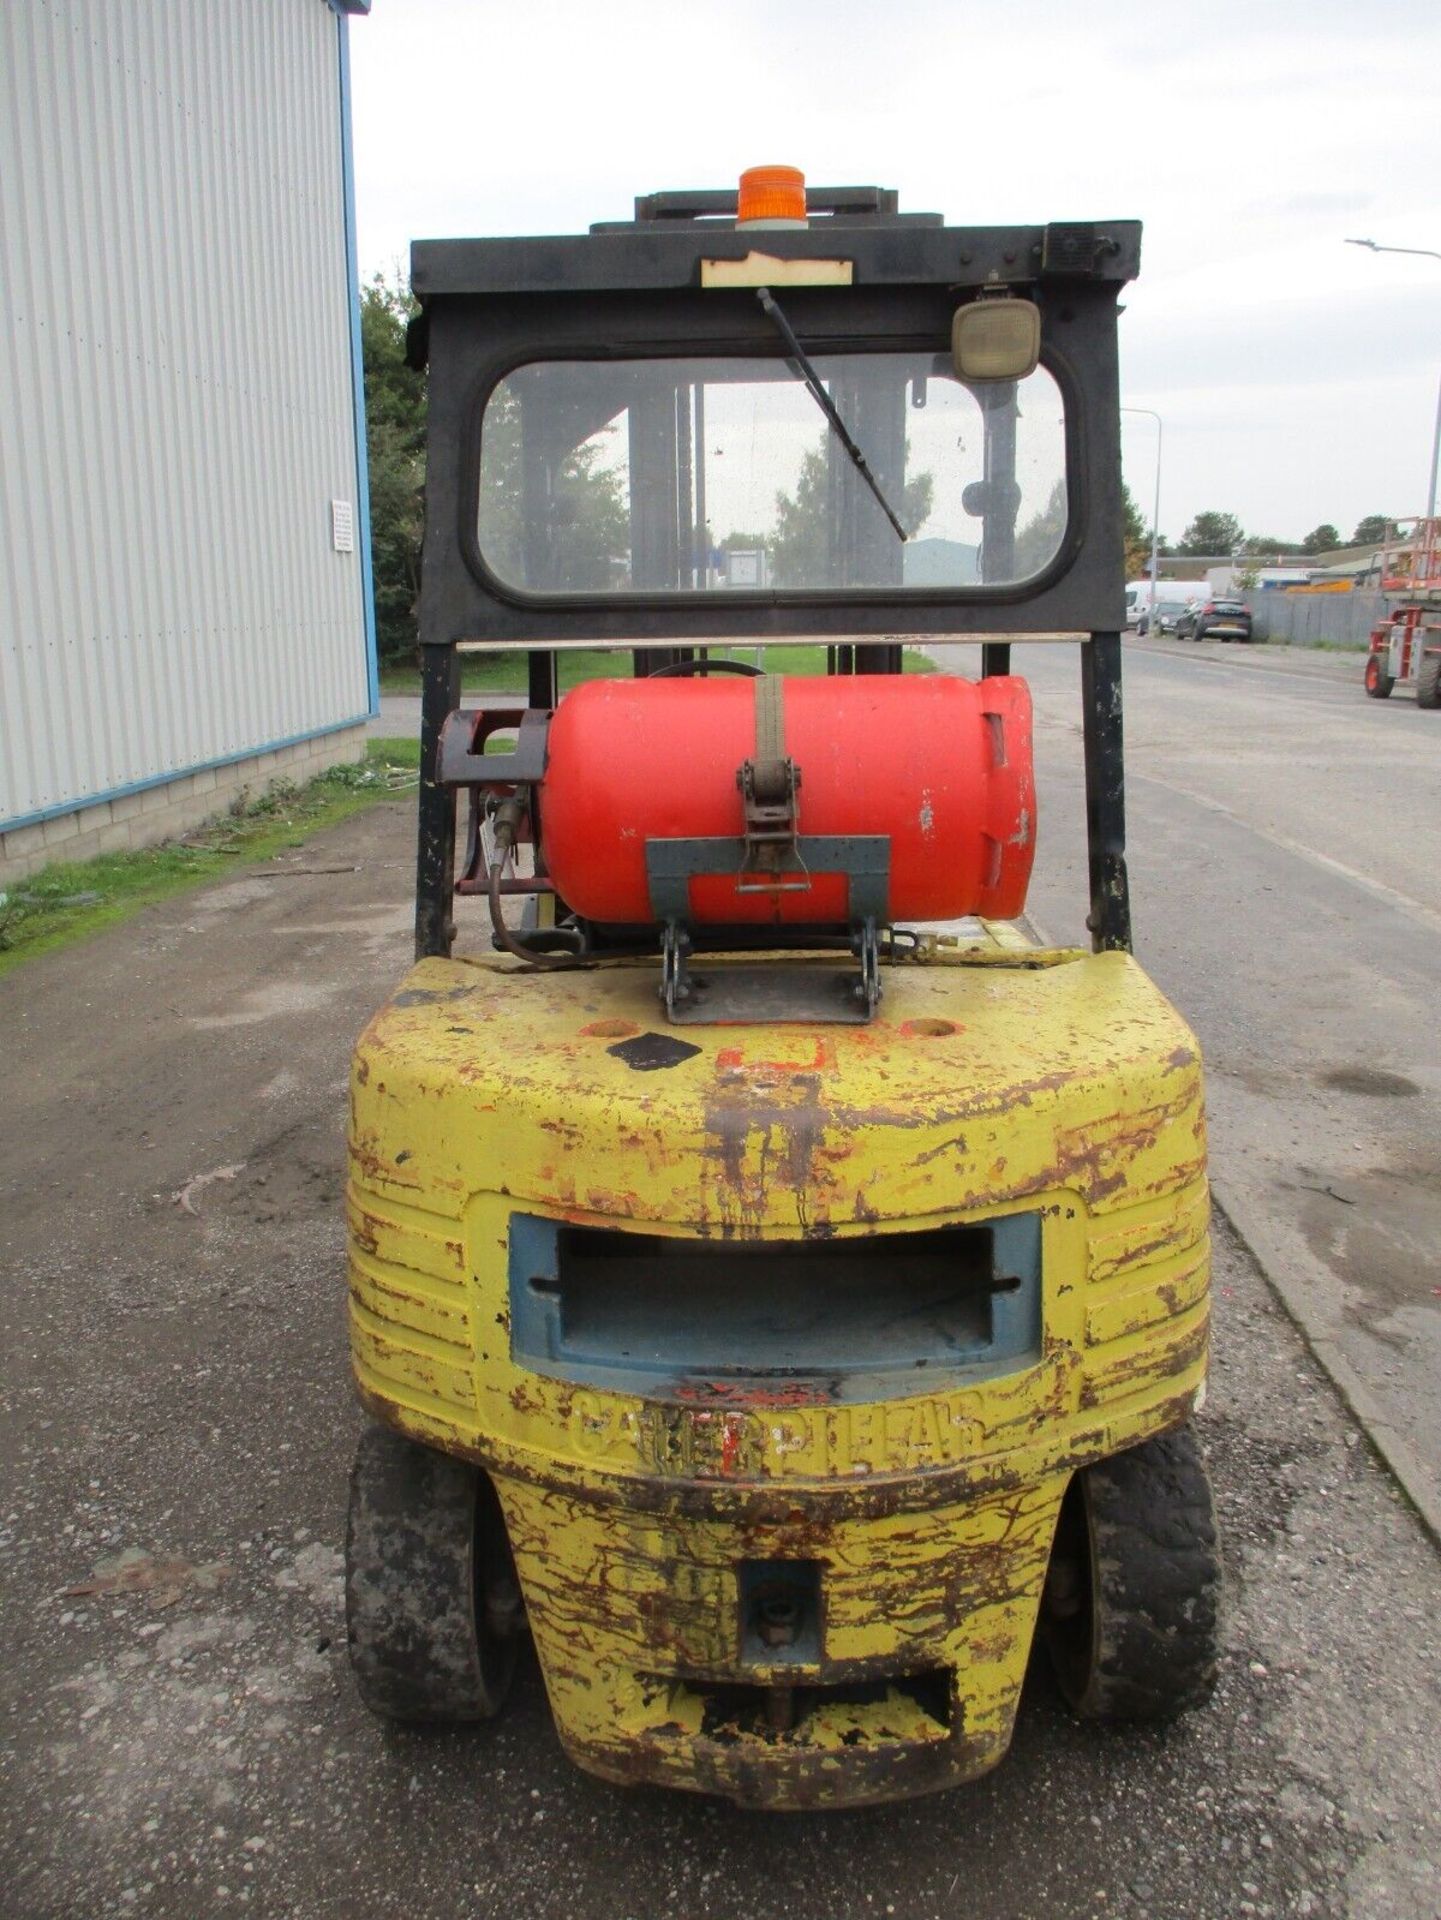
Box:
left=349, top=0, right=1441, bottom=548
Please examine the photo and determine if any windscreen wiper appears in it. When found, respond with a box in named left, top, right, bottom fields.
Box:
left=755, top=287, right=908, bottom=543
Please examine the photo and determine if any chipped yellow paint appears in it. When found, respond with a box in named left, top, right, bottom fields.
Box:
left=347, top=941, right=1210, bottom=1807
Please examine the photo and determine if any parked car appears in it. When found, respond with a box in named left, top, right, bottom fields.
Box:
left=1174, top=598, right=1253, bottom=642
left=1135, top=597, right=1195, bottom=636
left=1125, top=580, right=1205, bottom=627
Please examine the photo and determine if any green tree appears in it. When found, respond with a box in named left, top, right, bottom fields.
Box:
left=1179, top=510, right=1244, bottom=556
left=545, top=437, right=629, bottom=589
left=360, top=272, right=426, bottom=662
left=1240, top=534, right=1292, bottom=556
left=1301, top=523, right=1341, bottom=555
left=1121, top=481, right=1151, bottom=578
left=1013, top=478, right=1066, bottom=577
left=1351, top=514, right=1391, bottom=546
left=904, top=468, right=935, bottom=542
left=478, top=395, right=628, bottom=592
left=769, top=442, right=934, bottom=586
left=363, top=277, right=630, bottom=646
left=771, top=447, right=829, bottom=584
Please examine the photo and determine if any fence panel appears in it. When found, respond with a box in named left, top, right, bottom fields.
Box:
left=1248, top=590, right=1382, bottom=648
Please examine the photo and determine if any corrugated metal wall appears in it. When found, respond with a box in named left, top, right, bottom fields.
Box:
left=1249, top=589, right=1384, bottom=648
left=0, top=0, right=373, bottom=831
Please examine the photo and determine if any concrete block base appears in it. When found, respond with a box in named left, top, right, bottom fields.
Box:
left=0, top=727, right=368, bottom=884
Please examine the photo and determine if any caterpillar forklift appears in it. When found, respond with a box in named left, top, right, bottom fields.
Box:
left=343, top=169, right=1220, bottom=1809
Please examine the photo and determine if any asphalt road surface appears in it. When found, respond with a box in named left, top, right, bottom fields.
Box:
left=939, top=636, right=1441, bottom=1530
left=3, top=642, right=1439, bottom=1919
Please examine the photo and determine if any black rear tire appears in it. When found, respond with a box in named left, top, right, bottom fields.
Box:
left=1417, top=652, right=1441, bottom=710
left=346, top=1424, right=520, bottom=1722
left=1365, top=653, right=1394, bottom=700
left=1041, top=1426, right=1220, bottom=1720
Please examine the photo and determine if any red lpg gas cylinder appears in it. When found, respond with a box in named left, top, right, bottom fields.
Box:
left=540, top=674, right=1034, bottom=927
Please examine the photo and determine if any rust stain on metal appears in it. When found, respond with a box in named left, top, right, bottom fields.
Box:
left=911, top=1132, right=972, bottom=1169
left=701, top=1086, right=828, bottom=1233
left=347, top=1136, right=424, bottom=1192
left=582, top=1187, right=644, bottom=1217
left=672, top=1378, right=840, bottom=1409
left=1078, top=1312, right=1209, bottom=1411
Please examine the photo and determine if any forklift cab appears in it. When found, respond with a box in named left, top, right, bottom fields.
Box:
left=343, top=173, right=1219, bottom=1810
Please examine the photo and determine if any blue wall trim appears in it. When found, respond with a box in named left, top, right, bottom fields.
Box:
left=1, top=716, right=373, bottom=838
left=334, top=7, right=380, bottom=719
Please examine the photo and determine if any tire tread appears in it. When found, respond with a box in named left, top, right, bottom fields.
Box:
left=1046, top=1426, right=1221, bottom=1722
left=345, top=1424, right=515, bottom=1724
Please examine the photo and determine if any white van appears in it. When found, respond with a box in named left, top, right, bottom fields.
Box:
left=1125, top=579, right=1203, bottom=627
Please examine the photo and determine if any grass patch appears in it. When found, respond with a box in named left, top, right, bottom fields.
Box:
left=0, top=739, right=419, bottom=977
left=378, top=644, right=935, bottom=694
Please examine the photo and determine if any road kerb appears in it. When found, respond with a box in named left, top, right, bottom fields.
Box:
left=1210, top=1179, right=1441, bottom=1551
left=1021, top=892, right=1439, bottom=1551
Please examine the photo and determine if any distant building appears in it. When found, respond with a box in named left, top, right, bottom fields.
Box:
left=903, top=539, right=980, bottom=586
left=1, top=0, right=375, bottom=882
left=1302, top=542, right=1393, bottom=586
left=1206, top=566, right=1312, bottom=596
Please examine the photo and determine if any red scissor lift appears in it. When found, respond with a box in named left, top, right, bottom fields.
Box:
left=1364, top=516, right=1441, bottom=705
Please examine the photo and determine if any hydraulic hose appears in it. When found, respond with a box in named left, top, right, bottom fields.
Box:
left=486, top=793, right=587, bottom=970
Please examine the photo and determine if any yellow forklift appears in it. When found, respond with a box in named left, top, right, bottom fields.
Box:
left=343, top=169, right=1219, bottom=1809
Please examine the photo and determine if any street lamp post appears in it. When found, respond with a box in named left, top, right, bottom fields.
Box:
left=1345, top=239, right=1441, bottom=522
left=1121, top=406, right=1163, bottom=623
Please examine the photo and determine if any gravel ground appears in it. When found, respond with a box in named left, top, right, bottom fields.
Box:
left=2, top=804, right=1438, bottom=1919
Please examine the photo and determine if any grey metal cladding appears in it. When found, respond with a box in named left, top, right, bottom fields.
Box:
left=0, top=0, right=369, bottom=829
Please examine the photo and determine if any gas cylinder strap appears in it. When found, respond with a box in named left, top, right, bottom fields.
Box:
left=737, top=677, right=802, bottom=881
left=752, top=673, right=788, bottom=803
